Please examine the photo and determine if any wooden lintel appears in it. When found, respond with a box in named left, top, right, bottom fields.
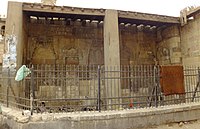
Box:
left=187, top=6, right=200, bottom=18
left=22, top=3, right=105, bottom=16
left=22, top=2, right=180, bottom=25
left=118, top=11, right=180, bottom=24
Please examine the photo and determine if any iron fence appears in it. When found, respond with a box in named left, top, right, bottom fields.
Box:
left=0, top=65, right=200, bottom=113
left=0, top=68, right=31, bottom=110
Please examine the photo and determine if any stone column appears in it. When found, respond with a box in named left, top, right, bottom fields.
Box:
left=2, top=2, right=24, bottom=106
left=4, top=1, right=24, bottom=69
left=103, top=10, right=121, bottom=109
left=104, top=10, right=120, bottom=66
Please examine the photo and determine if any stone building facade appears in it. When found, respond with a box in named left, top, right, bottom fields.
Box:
left=2, top=1, right=200, bottom=109
left=3, top=2, right=183, bottom=68
left=3, top=2, right=200, bottom=70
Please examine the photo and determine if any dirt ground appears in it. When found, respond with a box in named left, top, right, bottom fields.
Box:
left=138, top=120, right=200, bottom=129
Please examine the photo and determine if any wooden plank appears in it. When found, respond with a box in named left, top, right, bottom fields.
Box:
left=187, top=6, right=200, bottom=17
left=22, top=2, right=180, bottom=25
left=22, top=3, right=105, bottom=16
left=118, top=11, right=180, bottom=24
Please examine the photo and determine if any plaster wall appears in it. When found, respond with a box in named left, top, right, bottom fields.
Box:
left=181, top=14, right=200, bottom=66
left=5, top=2, right=24, bottom=69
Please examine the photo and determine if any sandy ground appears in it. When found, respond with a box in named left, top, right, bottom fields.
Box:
left=138, top=120, right=200, bottom=129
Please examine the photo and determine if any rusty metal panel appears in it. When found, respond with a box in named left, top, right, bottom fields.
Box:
left=160, top=65, right=185, bottom=96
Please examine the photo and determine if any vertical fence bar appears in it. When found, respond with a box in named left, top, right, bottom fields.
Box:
left=30, top=65, right=34, bottom=115
left=157, top=66, right=161, bottom=106
left=97, top=65, right=101, bottom=112
left=6, top=68, right=10, bottom=107
left=192, top=67, right=200, bottom=102
left=154, top=65, right=158, bottom=107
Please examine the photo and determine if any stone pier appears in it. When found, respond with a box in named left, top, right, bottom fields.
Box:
left=104, top=10, right=121, bottom=109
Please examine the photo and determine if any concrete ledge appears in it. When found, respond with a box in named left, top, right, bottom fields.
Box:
left=1, top=102, right=200, bottom=129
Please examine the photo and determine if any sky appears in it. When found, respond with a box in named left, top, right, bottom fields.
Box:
left=0, top=0, right=200, bottom=17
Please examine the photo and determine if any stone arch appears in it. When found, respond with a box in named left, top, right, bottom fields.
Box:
left=30, top=36, right=56, bottom=64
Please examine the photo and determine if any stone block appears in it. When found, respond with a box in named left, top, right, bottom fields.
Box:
left=172, top=52, right=182, bottom=58
left=16, top=116, right=30, bottom=123
left=30, top=115, right=42, bottom=122
left=170, top=57, right=181, bottom=64
left=79, top=80, right=89, bottom=96
left=38, top=85, right=57, bottom=99
left=162, top=25, right=180, bottom=39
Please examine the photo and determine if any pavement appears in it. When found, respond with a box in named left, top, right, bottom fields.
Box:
left=139, top=120, right=200, bottom=129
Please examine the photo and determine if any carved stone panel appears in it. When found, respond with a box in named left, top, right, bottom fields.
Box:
left=63, top=47, right=79, bottom=65
left=28, top=36, right=56, bottom=64
left=26, top=22, right=103, bottom=65
left=88, top=39, right=104, bottom=65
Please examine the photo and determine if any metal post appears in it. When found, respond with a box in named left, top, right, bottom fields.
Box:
left=6, top=68, right=10, bottom=107
left=30, top=65, right=34, bottom=115
left=154, top=65, right=158, bottom=107
left=97, top=65, right=101, bottom=112
left=157, top=66, right=162, bottom=106
left=156, top=66, right=160, bottom=107
left=192, top=67, right=200, bottom=102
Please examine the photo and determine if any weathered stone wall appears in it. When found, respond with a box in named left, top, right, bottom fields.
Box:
left=0, top=19, right=5, bottom=31
left=26, top=18, right=159, bottom=66
left=119, top=24, right=182, bottom=66
left=156, top=25, right=182, bottom=65
left=26, top=19, right=104, bottom=65
left=119, top=26, right=157, bottom=106
left=181, top=13, right=200, bottom=65
left=0, top=42, right=4, bottom=64
left=120, top=26, right=156, bottom=65
left=25, top=18, right=105, bottom=106
left=26, top=19, right=164, bottom=107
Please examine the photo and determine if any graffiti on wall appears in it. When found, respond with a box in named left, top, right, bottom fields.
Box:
left=3, top=35, right=17, bottom=69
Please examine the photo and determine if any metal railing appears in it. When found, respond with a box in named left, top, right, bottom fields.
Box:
left=0, top=68, right=31, bottom=110
left=0, top=65, right=200, bottom=113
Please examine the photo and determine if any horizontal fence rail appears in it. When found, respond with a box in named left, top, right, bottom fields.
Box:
left=0, top=65, right=200, bottom=113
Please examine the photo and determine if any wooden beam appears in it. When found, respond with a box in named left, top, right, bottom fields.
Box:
left=23, top=2, right=180, bottom=26
left=23, top=3, right=105, bottom=16
left=187, top=6, right=200, bottom=17
left=118, top=11, right=180, bottom=24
